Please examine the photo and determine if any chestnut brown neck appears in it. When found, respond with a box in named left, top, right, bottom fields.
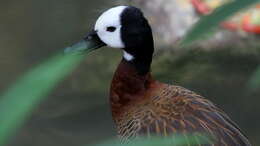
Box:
left=110, top=59, right=153, bottom=116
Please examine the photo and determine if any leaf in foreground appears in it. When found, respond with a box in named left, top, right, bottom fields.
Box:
left=248, top=66, right=260, bottom=90
left=96, top=134, right=211, bottom=146
left=0, top=53, right=85, bottom=146
left=181, top=0, right=260, bottom=46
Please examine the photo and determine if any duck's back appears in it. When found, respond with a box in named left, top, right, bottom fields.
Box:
left=114, top=83, right=251, bottom=146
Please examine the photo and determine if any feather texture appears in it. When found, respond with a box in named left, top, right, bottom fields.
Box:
left=110, top=60, right=251, bottom=146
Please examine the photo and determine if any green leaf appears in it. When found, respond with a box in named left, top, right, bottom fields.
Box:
left=248, top=66, right=260, bottom=90
left=181, top=0, right=260, bottom=46
left=0, top=53, right=86, bottom=146
left=95, top=134, right=211, bottom=146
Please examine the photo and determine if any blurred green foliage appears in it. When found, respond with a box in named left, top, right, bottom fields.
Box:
left=0, top=53, right=86, bottom=146
left=181, top=0, right=260, bottom=46
left=248, top=66, right=260, bottom=90
left=96, top=134, right=210, bottom=146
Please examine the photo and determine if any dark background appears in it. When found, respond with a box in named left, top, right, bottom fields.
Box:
left=0, top=0, right=259, bottom=145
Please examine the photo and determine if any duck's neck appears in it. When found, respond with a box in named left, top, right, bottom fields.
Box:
left=110, top=58, right=153, bottom=116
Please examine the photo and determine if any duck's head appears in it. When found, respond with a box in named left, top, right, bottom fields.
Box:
left=65, top=6, right=154, bottom=74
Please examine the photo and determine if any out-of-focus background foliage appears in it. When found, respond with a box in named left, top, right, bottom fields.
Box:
left=0, top=0, right=259, bottom=146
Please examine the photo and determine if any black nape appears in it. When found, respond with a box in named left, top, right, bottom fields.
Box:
left=120, top=6, right=154, bottom=75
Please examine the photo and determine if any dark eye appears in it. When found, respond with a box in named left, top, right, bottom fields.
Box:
left=106, top=26, right=116, bottom=32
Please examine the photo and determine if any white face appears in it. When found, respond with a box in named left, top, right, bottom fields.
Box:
left=94, top=6, right=127, bottom=49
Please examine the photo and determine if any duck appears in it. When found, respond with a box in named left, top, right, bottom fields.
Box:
left=65, top=5, right=251, bottom=146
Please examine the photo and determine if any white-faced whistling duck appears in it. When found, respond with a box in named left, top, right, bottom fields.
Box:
left=65, top=6, right=251, bottom=146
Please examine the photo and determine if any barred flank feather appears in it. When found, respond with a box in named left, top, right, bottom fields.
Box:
left=110, top=61, right=251, bottom=146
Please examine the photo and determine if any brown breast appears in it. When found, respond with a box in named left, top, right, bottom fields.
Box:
left=110, top=60, right=251, bottom=146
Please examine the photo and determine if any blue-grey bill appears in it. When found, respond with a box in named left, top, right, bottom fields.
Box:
left=64, top=40, right=103, bottom=54
left=64, top=29, right=105, bottom=54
